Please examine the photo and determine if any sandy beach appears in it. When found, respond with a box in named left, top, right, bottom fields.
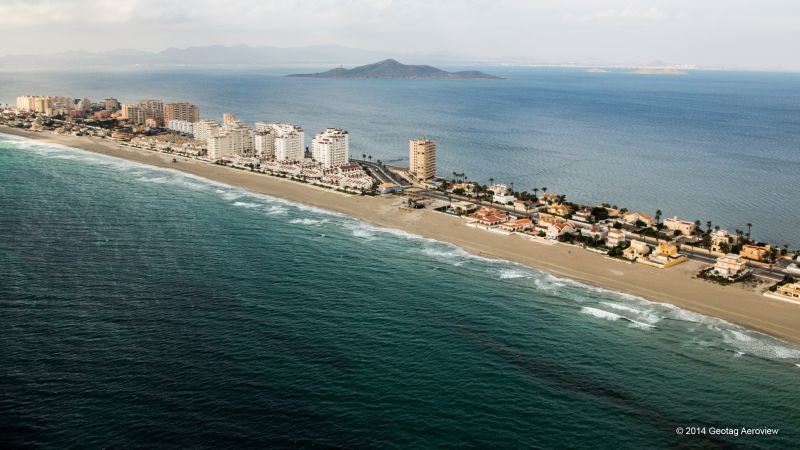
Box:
left=4, top=126, right=800, bottom=346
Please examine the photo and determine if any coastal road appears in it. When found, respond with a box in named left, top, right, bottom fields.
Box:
left=360, top=160, right=409, bottom=185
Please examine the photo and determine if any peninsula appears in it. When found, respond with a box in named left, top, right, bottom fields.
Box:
left=286, top=59, right=503, bottom=80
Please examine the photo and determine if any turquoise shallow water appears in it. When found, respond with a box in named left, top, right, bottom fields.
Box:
left=1, top=67, right=799, bottom=244
left=1, top=134, right=800, bottom=448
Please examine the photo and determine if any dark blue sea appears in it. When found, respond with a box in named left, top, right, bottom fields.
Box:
left=2, top=134, right=800, bottom=448
left=0, top=67, right=798, bottom=244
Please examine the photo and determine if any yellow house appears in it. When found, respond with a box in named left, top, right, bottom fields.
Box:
left=776, top=282, right=800, bottom=300
left=740, top=244, right=771, bottom=262
left=655, top=243, right=679, bottom=256
left=638, top=243, right=688, bottom=269
left=547, top=203, right=572, bottom=217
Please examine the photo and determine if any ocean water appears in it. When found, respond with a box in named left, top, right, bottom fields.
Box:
left=1, top=67, right=799, bottom=245
left=2, top=134, right=800, bottom=448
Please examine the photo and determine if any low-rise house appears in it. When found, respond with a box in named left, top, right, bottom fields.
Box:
left=711, top=254, right=750, bottom=280
left=710, top=229, right=739, bottom=253
left=536, top=212, right=565, bottom=225
left=776, top=282, right=800, bottom=300
left=378, top=183, right=401, bottom=194
left=622, top=211, right=655, bottom=227
left=606, top=228, right=627, bottom=247
left=545, top=222, right=576, bottom=240
left=740, top=244, right=771, bottom=262
left=448, top=201, right=478, bottom=215
left=623, top=240, right=651, bottom=260
left=540, top=193, right=559, bottom=204
left=580, top=225, right=608, bottom=241
left=513, top=199, right=535, bottom=212
left=547, top=203, right=572, bottom=217
left=498, top=217, right=533, bottom=233
left=572, top=207, right=594, bottom=223
left=663, top=216, right=697, bottom=236
left=640, top=243, right=688, bottom=268
left=476, top=213, right=510, bottom=227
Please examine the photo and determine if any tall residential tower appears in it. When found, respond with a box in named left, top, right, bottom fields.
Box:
left=409, top=138, right=436, bottom=180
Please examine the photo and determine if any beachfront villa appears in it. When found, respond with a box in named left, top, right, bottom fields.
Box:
left=776, top=281, right=800, bottom=301
left=378, top=182, right=402, bottom=194
left=740, top=244, right=771, bottom=262
left=663, top=216, right=697, bottom=236
left=580, top=225, right=608, bottom=241
left=476, top=213, right=510, bottom=227
left=622, top=211, right=655, bottom=227
left=498, top=217, right=533, bottom=233
left=448, top=201, right=478, bottom=215
left=624, top=240, right=651, bottom=260
left=638, top=243, right=688, bottom=269
left=606, top=228, right=627, bottom=247
left=712, top=254, right=750, bottom=280
left=545, top=222, right=576, bottom=240
left=710, top=229, right=740, bottom=253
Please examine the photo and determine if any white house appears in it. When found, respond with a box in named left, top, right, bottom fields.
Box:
left=545, top=222, right=576, bottom=240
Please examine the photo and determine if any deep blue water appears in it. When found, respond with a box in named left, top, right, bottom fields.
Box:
left=2, top=134, right=800, bottom=448
left=0, top=67, right=798, bottom=245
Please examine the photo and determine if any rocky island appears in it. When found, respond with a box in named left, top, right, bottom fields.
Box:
left=286, top=59, right=503, bottom=80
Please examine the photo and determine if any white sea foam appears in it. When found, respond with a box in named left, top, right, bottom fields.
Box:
left=263, top=205, right=288, bottom=216
left=581, top=306, right=623, bottom=321
left=721, top=329, right=800, bottom=360
left=601, top=301, right=662, bottom=325
left=499, top=269, right=531, bottom=279
left=289, top=218, right=328, bottom=226
left=232, top=201, right=261, bottom=209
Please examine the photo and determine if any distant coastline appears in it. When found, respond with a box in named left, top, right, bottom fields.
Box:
left=3, top=125, right=800, bottom=347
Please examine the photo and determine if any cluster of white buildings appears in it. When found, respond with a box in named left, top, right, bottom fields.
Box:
left=181, top=114, right=350, bottom=169
left=258, top=160, right=373, bottom=192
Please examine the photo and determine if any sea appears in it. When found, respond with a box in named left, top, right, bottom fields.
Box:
left=2, top=133, right=800, bottom=448
left=0, top=67, right=798, bottom=244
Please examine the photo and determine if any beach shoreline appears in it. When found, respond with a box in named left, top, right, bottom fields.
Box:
left=4, top=125, right=800, bottom=346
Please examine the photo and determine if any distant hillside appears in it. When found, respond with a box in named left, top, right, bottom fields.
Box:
left=0, top=45, right=472, bottom=68
left=287, top=59, right=503, bottom=80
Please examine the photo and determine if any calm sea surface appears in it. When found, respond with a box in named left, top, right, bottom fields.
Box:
left=1, top=134, right=800, bottom=448
left=0, top=67, right=798, bottom=244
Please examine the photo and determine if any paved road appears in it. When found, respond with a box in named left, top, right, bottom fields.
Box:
left=360, top=160, right=409, bottom=185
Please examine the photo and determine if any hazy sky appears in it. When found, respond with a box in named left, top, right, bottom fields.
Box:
left=2, top=0, right=799, bottom=69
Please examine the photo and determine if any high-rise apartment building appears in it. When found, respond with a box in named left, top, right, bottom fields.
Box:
left=254, top=122, right=304, bottom=161
left=163, top=102, right=199, bottom=124
left=311, top=128, right=350, bottom=168
left=409, top=138, right=436, bottom=180
left=124, top=99, right=164, bottom=126
left=193, top=119, right=221, bottom=142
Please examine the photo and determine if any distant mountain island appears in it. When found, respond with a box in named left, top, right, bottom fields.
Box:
left=287, top=59, right=503, bottom=80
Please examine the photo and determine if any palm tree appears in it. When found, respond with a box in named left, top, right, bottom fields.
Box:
left=368, top=155, right=372, bottom=162
left=532, top=187, right=539, bottom=199
left=452, top=171, right=458, bottom=183
left=542, top=187, right=547, bottom=196
left=655, top=209, right=662, bottom=228
left=489, top=177, right=494, bottom=186
left=706, top=221, right=712, bottom=234
left=362, top=153, right=366, bottom=161
left=746, top=223, right=752, bottom=241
